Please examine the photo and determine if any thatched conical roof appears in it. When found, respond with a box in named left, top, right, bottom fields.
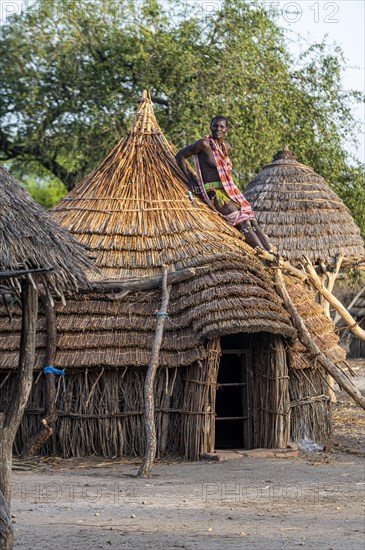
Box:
left=0, top=99, right=349, bottom=375
left=244, top=149, right=365, bottom=266
left=0, top=165, right=94, bottom=293
left=49, top=93, right=296, bottom=354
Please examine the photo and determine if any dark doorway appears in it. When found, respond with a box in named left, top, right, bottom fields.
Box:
left=215, top=334, right=252, bottom=449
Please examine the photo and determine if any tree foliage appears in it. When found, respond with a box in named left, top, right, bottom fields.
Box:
left=0, top=0, right=364, bottom=236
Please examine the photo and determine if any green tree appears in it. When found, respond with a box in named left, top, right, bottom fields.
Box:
left=0, top=0, right=364, bottom=234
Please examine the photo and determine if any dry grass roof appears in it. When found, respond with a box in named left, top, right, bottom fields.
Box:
left=0, top=97, right=347, bottom=373
left=50, top=93, right=296, bottom=343
left=0, top=274, right=345, bottom=371
left=0, top=165, right=94, bottom=293
left=244, top=149, right=365, bottom=266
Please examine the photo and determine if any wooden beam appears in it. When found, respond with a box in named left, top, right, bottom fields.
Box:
left=92, top=266, right=196, bottom=294
left=334, top=285, right=365, bottom=326
left=304, top=258, right=365, bottom=341
left=275, top=269, right=365, bottom=410
left=255, top=249, right=307, bottom=281
left=22, top=291, right=58, bottom=457
left=137, top=265, right=171, bottom=478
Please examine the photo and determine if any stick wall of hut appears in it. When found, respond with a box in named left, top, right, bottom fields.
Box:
left=2, top=366, right=185, bottom=459
left=251, top=334, right=290, bottom=448
left=289, top=366, right=331, bottom=445
left=181, top=338, right=220, bottom=460
left=348, top=319, right=365, bottom=358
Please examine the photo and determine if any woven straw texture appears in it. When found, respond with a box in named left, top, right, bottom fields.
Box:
left=244, top=149, right=365, bottom=266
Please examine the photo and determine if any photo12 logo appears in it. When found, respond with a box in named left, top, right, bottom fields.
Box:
left=199, top=2, right=340, bottom=24
left=201, top=482, right=341, bottom=504
left=0, top=1, right=25, bottom=23
left=10, top=481, right=140, bottom=504
left=262, top=2, right=340, bottom=24
left=0, top=0, right=32, bottom=25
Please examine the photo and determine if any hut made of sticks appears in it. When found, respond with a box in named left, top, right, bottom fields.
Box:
left=244, top=148, right=365, bottom=274
left=0, top=97, right=349, bottom=459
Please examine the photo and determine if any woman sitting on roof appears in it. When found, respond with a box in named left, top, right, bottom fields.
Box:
left=176, top=116, right=270, bottom=251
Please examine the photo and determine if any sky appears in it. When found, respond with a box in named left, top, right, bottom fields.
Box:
left=1, top=0, right=364, bottom=161
left=270, top=0, right=365, bottom=161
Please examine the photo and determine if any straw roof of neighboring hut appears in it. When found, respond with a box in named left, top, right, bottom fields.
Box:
left=0, top=165, right=94, bottom=293
left=244, top=149, right=365, bottom=266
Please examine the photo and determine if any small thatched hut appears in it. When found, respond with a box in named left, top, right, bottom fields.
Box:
left=348, top=287, right=365, bottom=358
left=0, top=97, right=348, bottom=459
left=244, top=148, right=365, bottom=273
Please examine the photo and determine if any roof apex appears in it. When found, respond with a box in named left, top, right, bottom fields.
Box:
left=129, top=90, right=161, bottom=136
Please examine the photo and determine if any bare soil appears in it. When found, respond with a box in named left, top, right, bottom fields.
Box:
left=11, top=361, right=365, bottom=550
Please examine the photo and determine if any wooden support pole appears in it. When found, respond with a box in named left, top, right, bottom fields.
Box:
left=255, top=249, right=307, bottom=281
left=334, top=285, right=365, bottom=326
left=318, top=255, right=344, bottom=404
left=137, top=265, right=171, bottom=478
left=275, top=270, right=365, bottom=411
left=257, top=250, right=364, bottom=341
left=22, top=290, right=58, bottom=457
left=0, top=280, right=38, bottom=550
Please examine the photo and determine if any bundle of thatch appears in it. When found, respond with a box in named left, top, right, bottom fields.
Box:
left=244, top=148, right=365, bottom=268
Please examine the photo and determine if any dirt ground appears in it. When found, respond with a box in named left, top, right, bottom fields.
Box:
left=11, top=360, right=365, bottom=550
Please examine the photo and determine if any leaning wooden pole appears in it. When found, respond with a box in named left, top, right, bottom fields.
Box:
left=303, top=258, right=365, bottom=341
left=275, top=269, right=365, bottom=411
left=137, top=265, right=171, bottom=478
left=334, top=285, right=365, bottom=326
left=257, top=249, right=365, bottom=341
left=0, top=280, right=38, bottom=550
